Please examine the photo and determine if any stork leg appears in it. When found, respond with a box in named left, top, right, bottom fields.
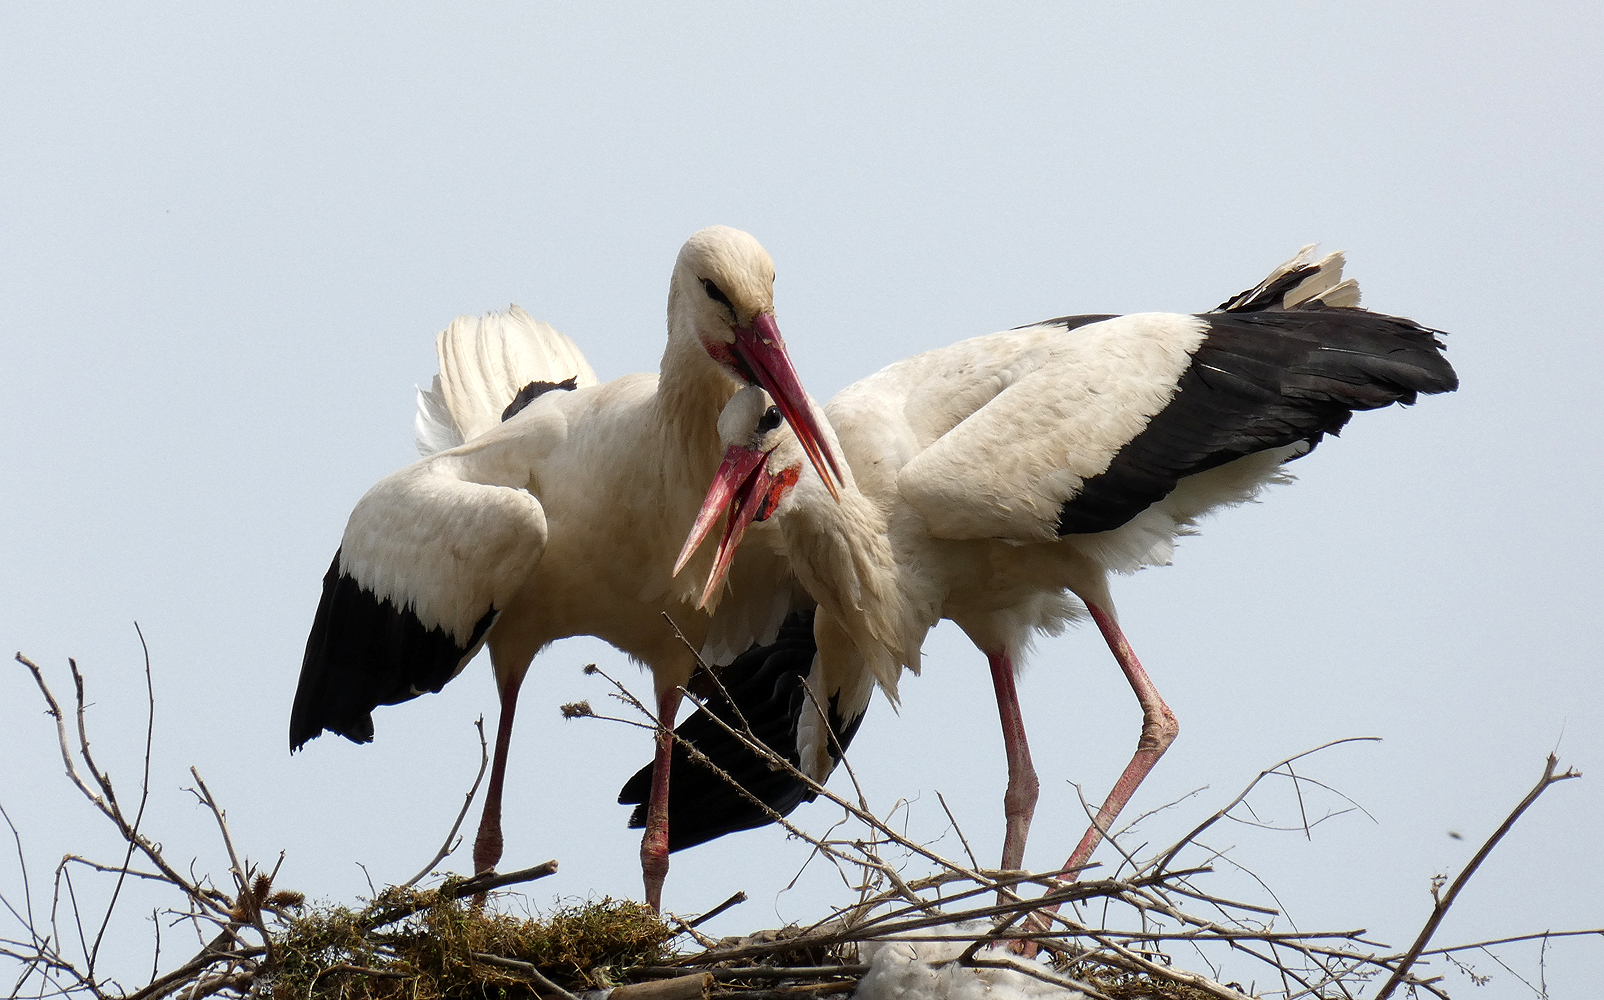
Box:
left=472, top=673, right=524, bottom=876
left=1061, top=603, right=1178, bottom=877
left=987, top=649, right=1040, bottom=873
left=639, top=687, right=684, bottom=912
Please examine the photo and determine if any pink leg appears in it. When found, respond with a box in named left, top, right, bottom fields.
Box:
left=987, top=650, right=1040, bottom=872
left=472, top=673, right=525, bottom=876
left=639, top=687, right=683, bottom=912
left=1060, top=602, right=1178, bottom=878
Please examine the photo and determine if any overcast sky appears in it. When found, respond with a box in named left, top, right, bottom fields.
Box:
left=3, top=4, right=1600, bottom=995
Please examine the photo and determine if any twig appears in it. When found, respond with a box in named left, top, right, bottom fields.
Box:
left=15, top=654, right=222, bottom=918
left=89, top=623, right=158, bottom=974
left=186, top=769, right=271, bottom=966
left=1151, top=737, right=1381, bottom=876
left=444, top=860, right=559, bottom=899
left=963, top=955, right=1113, bottom=1000
left=637, top=966, right=870, bottom=980
left=1375, top=753, right=1581, bottom=1000
left=469, top=952, right=583, bottom=1000
left=687, top=891, right=746, bottom=929
left=934, top=792, right=980, bottom=872
left=1415, top=927, right=1604, bottom=957
left=402, top=716, right=491, bottom=888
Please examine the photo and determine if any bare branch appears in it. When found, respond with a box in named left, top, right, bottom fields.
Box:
left=402, top=715, right=491, bottom=888
left=1375, top=754, right=1582, bottom=1000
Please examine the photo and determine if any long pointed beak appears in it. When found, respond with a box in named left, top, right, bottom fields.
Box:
left=674, top=444, right=767, bottom=579
left=672, top=444, right=775, bottom=609
left=732, top=313, right=844, bottom=503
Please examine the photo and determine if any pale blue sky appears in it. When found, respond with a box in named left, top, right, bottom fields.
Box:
left=3, top=5, right=1600, bottom=994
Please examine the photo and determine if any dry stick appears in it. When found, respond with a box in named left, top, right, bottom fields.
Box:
left=1374, top=753, right=1581, bottom=1000
left=1150, top=737, right=1381, bottom=877
left=687, top=890, right=747, bottom=928
left=1157, top=878, right=1280, bottom=918
left=593, top=659, right=1413, bottom=997
left=1069, top=780, right=1142, bottom=879
left=934, top=791, right=980, bottom=872
left=661, top=613, right=881, bottom=834
left=1415, top=927, right=1604, bottom=956
left=443, top=860, right=560, bottom=900
left=657, top=612, right=748, bottom=729
left=842, top=864, right=1108, bottom=939
left=186, top=769, right=272, bottom=967
left=1110, top=785, right=1209, bottom=848
left=609, top=971, right=713, bottom=1000
left=962, top=956, right=1113, bottom=1000
left=121, top=932, right=259, bottom=1000
left=658, top=617, right=877, bottom=927
left=637, top=966, right=871, bottom=980
left=0, top=800, right=44, bottom=967
left=795, top=683, right=872, bottom=817
left=402, top=716, right=491, bottom=888
left=57, top=864, right=93, bottom=981
left=89, top=624, right=159, bottom=976
left=145, top=906, right=160, bottom=995
left=1116, top=880, right=1369, bottom=997
left=15, top=655, right=222, bottom=920
left=661, top=612, right=876, bottom=853
left=468, top=952, right=583, bottom=1000
left=57, top=858, right=173, bottom=887
left=1042, top=927, right=1257, bottom=1000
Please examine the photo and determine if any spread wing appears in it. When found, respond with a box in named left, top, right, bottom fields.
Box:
left=866, top=303, right=1454, bottom=544
left=291, top=415, right=565, bottom=749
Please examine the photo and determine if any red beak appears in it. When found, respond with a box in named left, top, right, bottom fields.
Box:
left=674, top=443, right=775, bottom=609
left=732, top=313, right=844, bottom=503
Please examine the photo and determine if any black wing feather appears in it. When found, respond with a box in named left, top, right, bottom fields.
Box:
left=1057, top=307, right=1458, bottom=536
left=289, top=548, right=495, bottom=751
left=618, top=610, right=858, bottom=852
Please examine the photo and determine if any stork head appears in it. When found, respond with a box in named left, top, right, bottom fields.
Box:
left=674, top=386, right=811, bottom=608
left=672, top=226, right=845, bottom=498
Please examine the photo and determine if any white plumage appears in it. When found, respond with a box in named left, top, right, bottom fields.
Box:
left=414, top=304, right=600, bottom=456
left=677, top=247, right=1456, bottom=881
left=291, top=227, right=844, bottom=911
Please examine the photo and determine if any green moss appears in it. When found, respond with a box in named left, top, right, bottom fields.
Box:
left=267, top=889, right=673, bottom=999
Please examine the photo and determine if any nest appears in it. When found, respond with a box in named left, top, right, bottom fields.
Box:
left=4, top=650, right=1594, bottom=1000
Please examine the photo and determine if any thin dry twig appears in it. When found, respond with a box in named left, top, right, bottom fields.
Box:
left=402, top=716, right=491, bottom=888
left=8, top=645, right=1591, bottom=1000
left=1152, top=737, right=1381, bottom=877
left=1375, top=753, right=1581, bottom=1000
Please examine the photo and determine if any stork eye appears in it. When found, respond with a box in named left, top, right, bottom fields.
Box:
left=700, top=278, right=733, bottom=310
left=758, top=406, right=782, bottom=433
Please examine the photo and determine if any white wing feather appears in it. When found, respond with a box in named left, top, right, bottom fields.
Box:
left=415, top=304, right=599, bottom=455
left=345, top=409, right=570, bottom=644
left=839, top=313, right=1208, bottom=544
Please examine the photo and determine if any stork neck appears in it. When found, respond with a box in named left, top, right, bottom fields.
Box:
left=658, top=309, right=739, bottom=452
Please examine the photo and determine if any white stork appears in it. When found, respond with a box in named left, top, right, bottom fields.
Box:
left=289, top=226, right=844, bottom=910
left=674, top=248, right=1458, bottom=878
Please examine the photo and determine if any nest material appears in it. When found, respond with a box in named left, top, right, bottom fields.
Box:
left=272, top=890, right=673, bottom=998
left=6, top=650, right=1592, bottom=1000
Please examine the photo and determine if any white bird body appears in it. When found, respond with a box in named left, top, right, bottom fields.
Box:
left=359, top=373, right=772, bottom=676
left=292, top=227, right=842, bottom=910
left=680, top=248, right=1456, bottom=875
